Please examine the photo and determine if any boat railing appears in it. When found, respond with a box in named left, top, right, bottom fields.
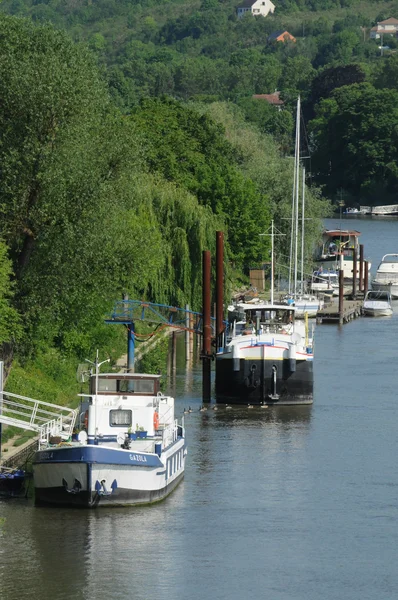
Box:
left=161, top=419, right=179, bottom=447
left=0, top=390, right=78, bottom=449
left=373, top=273, right=397, bottom=283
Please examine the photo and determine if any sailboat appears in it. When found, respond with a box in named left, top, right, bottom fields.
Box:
left=287, top=96, right=323, bottom=318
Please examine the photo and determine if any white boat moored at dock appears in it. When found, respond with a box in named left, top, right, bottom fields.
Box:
left=363, top=290, right=393, bottom=317
left=31, top=367, right=186, bottom=508
left=371, top=254, right=398, bottom=298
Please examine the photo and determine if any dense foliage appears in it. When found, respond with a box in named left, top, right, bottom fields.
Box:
left=2, top=0, right=398, bottom=205
left=2, top=0, right=397, bottom=394
left=0, top=14, right=330, bottom=380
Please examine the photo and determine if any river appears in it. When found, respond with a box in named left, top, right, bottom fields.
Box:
left=1, top=216, right=398, bottom=600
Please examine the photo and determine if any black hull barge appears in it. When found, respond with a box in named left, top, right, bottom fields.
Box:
left=216, top=303, right=314, bottom=405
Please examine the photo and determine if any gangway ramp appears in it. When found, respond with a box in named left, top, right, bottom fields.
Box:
left=0, top=388, right=78, bottom=450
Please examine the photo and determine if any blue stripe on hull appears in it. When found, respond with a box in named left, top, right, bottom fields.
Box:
left=33, top=445, right=164, bottom=467
left=34, top=472, right=185, bottom=508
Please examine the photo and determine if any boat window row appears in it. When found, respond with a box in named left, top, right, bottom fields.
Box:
left=95, top=378, right=156, bottom=395
left=168, top=449, right=183, bottom=477
left=245, top=309, right=294, bottom=325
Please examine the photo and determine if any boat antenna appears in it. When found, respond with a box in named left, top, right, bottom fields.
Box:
left=301, top=166, right=305, bottom=294
left=85, top=350, right=110, bottom=438
left=260, top=220, right=285, bottom=304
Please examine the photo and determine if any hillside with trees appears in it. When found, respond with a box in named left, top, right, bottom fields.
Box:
left=1, top=0, right=398, bottom=206
left=1, top=0, right=398, bottom=393
left=0, top=14, right=330, bottom=397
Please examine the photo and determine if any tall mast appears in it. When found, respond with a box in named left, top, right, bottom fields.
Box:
left=301, top=166, right=306, bottom=294
left=289, top=99, right=299, bottom=296
left=260, top=220, right=284, bottom=304
left=271, top=219, right=274, bottom=305
left=294, top=95, right=301, bottom=298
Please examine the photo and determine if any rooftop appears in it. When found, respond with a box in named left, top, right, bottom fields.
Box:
left=252, top=91, right=284, bottom=105
left=378, top=17, right=398, bottom=25
left=268, top=30, right=294, bottom=41
left=237, top=0, right=256, bottom=7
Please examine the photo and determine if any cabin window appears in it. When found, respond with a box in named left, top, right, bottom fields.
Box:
left=109, top=409, right=132, bottom=427
left=98, top=380, right=117, bottom=392
left=134, top=380, right=155, bottom=394
left=118, top=379, right=155, bottom=394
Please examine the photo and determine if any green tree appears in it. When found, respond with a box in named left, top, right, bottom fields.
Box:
left=310, top=83, right=398, bottom=200
left=0, top=241, right=22, bottom=346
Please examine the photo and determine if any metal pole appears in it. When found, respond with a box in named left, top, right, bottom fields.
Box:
left=359, top=244, right=364, bottom=292
left=185, top=304, right=190, bottom=361
left=364, top=260, right=369, bottom=294
left=202, top=250, right=212, bottom=403
left=294, top=96, right=301, bottom=298
left=301, top=166, right=305, bottom=294
left=339, top=269, right=344, bottom=325
left=127, top=323, right=135, bottom=373
left=289, top=98, right=299, bottom=295
left=216, top=231, right=224, bottom=353
left=0, top=361, right=3, bottom=459
left=172, top=331, right=177, bottom=373
left=271, top=220, right=274, bottom=304
left=352, top=248, right=357, bottom=299
left=189, top=313, right=194, bottom=357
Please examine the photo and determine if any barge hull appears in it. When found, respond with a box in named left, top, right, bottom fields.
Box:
left=216, top=357, right=313, bottom=405
left=33, top=464, right=184, bottom=508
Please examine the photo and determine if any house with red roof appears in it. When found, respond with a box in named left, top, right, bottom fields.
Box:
left=252, top=91, right=284, bottom=110
left=268, top=30, right=296, bottom=43
left=370, top=17, right=398, bottom=39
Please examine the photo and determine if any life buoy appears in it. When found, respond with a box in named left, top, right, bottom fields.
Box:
left=153, top=411, right=159, bottom=430
left=84, top=410, right=89, bottom=430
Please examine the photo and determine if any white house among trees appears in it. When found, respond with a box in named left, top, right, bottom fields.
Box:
left=370, top=17, right=398, bottom=39
left=237, top=0, right=276, bottom=18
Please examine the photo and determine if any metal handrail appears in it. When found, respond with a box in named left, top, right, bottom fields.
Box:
left=0, top=391, right=78, bottom=449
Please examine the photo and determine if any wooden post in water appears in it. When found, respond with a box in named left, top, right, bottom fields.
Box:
left=202, top=250, right=212, bottom=403
left=364, top=260, right=369, bottom=294
left=352, top=248, right=357, bottom=299
left=339, top=269, right=344, bottom=325
left=359, top=244, right=364, bottom=292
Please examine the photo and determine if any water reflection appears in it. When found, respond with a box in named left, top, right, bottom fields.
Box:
left=208, top=405, right=312, bottom=427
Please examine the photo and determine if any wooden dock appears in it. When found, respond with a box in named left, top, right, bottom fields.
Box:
left=316, top=300, right=363, bottom=324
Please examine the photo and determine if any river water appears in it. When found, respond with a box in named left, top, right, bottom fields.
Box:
left=1, top=216, right=398, bottom=600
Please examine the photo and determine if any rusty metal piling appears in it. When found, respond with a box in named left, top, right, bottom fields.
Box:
left=359, top=244, right=364, bottom=292
left=202, top=250, right=212, bottom=403
left=216, top=231, right=224, bottom=353
left=339, top=270, right=344, bottom=325
left=364, top=260, right=369, bottom=294
left=352, top=248, right=357, bottom=299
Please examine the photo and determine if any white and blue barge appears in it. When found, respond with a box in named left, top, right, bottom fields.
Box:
left=33, top=372, right=186, bottom=508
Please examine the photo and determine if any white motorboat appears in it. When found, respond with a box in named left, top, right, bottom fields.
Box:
left=31, top=363, right=186, bottom=507
left=314, top=229, right=371, bottom=280
left=283, top=294, right=324, bottom=317
left=363, top=290, right=393, bottom=317
left=309, top=270, right=339, bottom=297
left=371, top=254, right=398, bottom=298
